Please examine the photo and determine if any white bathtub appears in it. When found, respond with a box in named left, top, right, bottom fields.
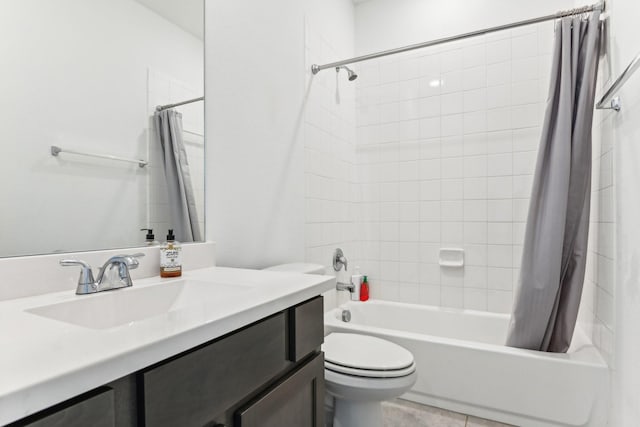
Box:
left=324, top=300, right=609, bottom=427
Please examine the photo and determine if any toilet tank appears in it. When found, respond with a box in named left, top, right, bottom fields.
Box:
left=263, top=263, right=326, bottom=275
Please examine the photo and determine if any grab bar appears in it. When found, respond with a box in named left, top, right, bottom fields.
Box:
left=596, top=51, right=640, bottom=112
left=50, top=146, right=148, bottom=168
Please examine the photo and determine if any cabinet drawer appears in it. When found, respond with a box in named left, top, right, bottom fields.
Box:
left=288, top=296, right=324, bottom=362
left=140, top=312, right=289, bottom=427
left=10, top=387, right=114, bottom=427
left=235, top=352, right=325, bottom=427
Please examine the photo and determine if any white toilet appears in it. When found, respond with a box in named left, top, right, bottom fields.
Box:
left=323, top=332, right=417, bottom=427
left=264, top=263, right=417, bottom=427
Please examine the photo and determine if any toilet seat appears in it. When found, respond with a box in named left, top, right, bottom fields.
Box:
left=322, top=333, right=416, bottom=378
left=325, top=360, right=416, bottom=378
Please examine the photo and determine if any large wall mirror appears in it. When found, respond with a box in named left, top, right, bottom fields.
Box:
left=1, top=0, right=205, bottom=258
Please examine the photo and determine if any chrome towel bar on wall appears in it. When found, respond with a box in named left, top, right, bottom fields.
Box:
left=596, top=51, right=640, bottom=112
left=50, top=145, right=148, bottom=168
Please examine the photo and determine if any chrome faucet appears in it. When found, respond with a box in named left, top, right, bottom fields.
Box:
left=60, top=253, right=144, bottom=295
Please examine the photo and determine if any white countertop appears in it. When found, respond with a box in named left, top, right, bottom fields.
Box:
left=0, top=266, right=335, bottom=425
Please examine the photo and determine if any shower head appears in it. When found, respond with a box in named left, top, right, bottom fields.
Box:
left=336, top=66, right=358, bottom=81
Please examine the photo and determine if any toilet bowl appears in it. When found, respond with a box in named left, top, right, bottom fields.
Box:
left=323, top=332, right=417, bottom=427
left=264, top=263, right=417, bottom=427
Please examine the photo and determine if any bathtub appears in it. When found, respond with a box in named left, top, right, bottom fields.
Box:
left=324, top=300, right=608, bottom=427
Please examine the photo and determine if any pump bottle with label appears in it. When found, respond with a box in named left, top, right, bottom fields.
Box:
left=160, top=229, right=182, bottom=278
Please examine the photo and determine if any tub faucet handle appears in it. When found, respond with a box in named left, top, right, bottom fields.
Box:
left=333, top=248, right=348, bottom=272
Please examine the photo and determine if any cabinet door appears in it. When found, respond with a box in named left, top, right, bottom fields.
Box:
left=288, top=296, right=324, bottom=362
left=10, top=388, right=114, bottom=427
left=235, top=353, right=325, bottom=427
left=141, top=312, right=289, bottom=427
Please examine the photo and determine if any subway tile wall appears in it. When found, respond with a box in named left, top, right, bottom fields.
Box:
left=304, top=23, right=360, bottom=283
left=579, top=52, right=616, bottom=365
left=354, top=23, right=555, bottom=313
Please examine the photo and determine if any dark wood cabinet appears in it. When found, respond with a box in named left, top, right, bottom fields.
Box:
left=8, top=296, right=324, bottom=427
left=140, top=312, right=290, bottom=426
left=8, top=388, right=115, bottom=427
left=235, top=352, right=325, bottom=427
left=288, top=296, right=324, bottom=362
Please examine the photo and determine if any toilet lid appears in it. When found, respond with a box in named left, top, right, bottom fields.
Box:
left=322, top=333, right=414, bottom=372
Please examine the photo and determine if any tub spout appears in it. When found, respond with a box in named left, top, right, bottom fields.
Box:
left=336, top=281, right=355, bottom=293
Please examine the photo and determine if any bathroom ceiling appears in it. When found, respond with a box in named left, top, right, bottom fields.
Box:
left=135, top=0, right=203, bottom=40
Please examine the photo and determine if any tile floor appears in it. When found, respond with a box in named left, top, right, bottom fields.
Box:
left=382, top=399, right=515, bottom=427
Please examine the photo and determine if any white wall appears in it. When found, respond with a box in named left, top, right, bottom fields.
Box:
left=0, top=0, right=203, bottom=256
left=205, top=0, right=307, bottom=268
left=589, top=0, right=640, bottom=424
left=205, top=0, right=356, bottom=270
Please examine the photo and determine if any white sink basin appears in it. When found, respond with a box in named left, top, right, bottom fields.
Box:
left=26, top=279, right=253, bottom=330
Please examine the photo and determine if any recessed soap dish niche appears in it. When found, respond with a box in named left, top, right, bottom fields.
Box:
left=439, top=248, right=464, bottom=267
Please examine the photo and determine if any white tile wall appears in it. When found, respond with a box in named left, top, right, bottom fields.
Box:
left=355, top=22, right=554, bottom=313
left=578, top=50, right=616, bottom=366
left=304, top=23, right=359, bottom=286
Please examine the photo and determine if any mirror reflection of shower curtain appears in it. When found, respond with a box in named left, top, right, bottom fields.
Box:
left=154, top=109, right=202, bottom=242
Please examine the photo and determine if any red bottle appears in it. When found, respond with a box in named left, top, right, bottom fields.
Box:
left=360, top=276, right=369, bottom=301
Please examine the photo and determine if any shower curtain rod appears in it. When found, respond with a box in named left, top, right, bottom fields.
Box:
left=156, top=96, right=204, bottom=112
left=311, top=1, right=605, bottom=74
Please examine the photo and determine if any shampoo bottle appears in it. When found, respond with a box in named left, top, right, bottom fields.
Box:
left=160, top=229, right=182, bottom=278
left=350, top=266, right=363, bottom=301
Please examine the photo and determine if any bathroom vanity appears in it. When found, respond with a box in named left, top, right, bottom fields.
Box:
left=0, top=265, right=334, bottom=427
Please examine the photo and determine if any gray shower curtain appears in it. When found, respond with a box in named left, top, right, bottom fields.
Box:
left=154, top=109, right=202, bottom=243
left=506, top=11, right=602, bottom=352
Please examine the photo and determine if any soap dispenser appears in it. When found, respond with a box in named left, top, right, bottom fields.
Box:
left=140, top=228, right=160, bottom=246
left=160, top=229, right=182, bottom=278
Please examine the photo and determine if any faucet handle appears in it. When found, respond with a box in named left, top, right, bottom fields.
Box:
left=60, top=259, right=96, bottom=294
left=110, top=253, right=145, bottom=268
left=333, top=248, right=348, bottom=272
left=121, top=253, right=145, bottom=269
